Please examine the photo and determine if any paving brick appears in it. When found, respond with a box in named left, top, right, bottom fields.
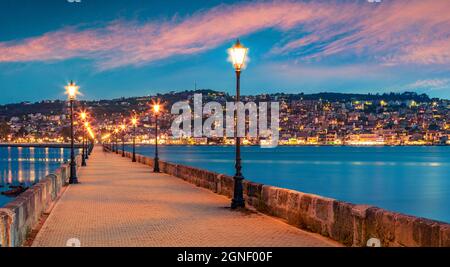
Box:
left=32, top=147, right=340, bottom=247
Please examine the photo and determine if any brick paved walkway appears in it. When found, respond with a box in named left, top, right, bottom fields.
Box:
left=32, top=146, right=340, bottom=247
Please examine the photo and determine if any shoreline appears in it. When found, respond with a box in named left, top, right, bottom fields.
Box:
left=0, top=143, right=83, bottom=148
left=1, top=143, right=448, bottom=147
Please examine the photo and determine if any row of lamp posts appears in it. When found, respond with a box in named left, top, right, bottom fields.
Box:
left=110, top=103, right=160, bottom=173
left=65, top=81, right=95, bottom=184
left=66, top=39, right=248, bottom=209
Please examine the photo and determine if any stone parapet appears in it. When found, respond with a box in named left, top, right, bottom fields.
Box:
left=0, top=154, right=82, bottom=247
left=112, top=145, right=449, bottom=247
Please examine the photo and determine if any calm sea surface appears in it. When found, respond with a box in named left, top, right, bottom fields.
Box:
left=0, top=147, right=78, bottom=207
left=128, top=145, right=450, bottom=223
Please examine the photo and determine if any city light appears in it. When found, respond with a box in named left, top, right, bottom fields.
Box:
left=131, top=117, right=138, bottom=126
left=87, top=127, right=95, bottom=139
left=101, top=133, right=111, bottom=140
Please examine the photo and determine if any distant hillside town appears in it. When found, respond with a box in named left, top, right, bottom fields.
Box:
left=0, top=90, right=449, bottom=146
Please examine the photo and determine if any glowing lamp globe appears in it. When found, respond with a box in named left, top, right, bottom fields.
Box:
left=228, top=39, right=248, bottom=71
left=153, top=104, right=161, bottom=113
left=65, top=81, right=79, bottom=100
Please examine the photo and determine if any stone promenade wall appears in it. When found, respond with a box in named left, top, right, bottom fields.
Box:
left=0, top=155, right=82, bottom=247
left=109, top=146, right=450, bottom=247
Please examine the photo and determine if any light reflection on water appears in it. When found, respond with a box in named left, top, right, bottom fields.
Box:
left=0, top=147, right=78, bottom=207
left=128, top=145, right=450, bottom=223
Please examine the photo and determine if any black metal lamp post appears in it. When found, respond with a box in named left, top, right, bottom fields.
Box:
left=228, top=39, right=248, bottom=209
left=81, top=125, right=87, bottom=166
left=111, top=130, right=116, bottom=152
left=80, top=112, right=87, bottom=167
left=120, top=123, right=126, bottom=157
left=131, top=117, right=138, bottom=162
left=114, top=128, right=119, bottom=154
left=85, top=128, right=90, bottom=159
left=153, top=104, right=160, bottom=173
left=65, top=81, right=79, bottom=184
left=84, top=121, right=91, bottom=161
left=111, top=134, right=114, bottom=152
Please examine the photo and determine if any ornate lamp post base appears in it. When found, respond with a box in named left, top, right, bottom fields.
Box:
left=231, top=175, right=245, bottom=209
left=69, top=162, right=78, bottom=184
left=154, top=157, right=160, bottom=173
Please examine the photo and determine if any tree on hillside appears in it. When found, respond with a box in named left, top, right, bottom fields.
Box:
left=0, top=121, right=11, bottom=140
left=60, top=126, right=72, bottom=142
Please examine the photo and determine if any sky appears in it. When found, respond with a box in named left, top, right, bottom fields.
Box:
left=0, top=0, right=450, bottom=104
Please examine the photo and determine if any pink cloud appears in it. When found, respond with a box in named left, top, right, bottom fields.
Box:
left=0, top=0, right=449, bottom=70
left=272, top=0, right=450, bottom=65
left=0, top=1, right=325, bottom=70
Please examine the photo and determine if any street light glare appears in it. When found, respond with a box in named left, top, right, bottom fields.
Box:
left=80, top=111, right=87, bottom=120
left=65, top=80, right=79, bottom=100
left=228, top=39, right=248, bottom=71
left=153, top=104, right=161, bottom=113
left=131, top=117, right=138, bottom=126
left=120, top=124, right=126, bottom=131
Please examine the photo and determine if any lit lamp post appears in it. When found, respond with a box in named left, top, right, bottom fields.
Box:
left=120, top=123, right=126, bottom=157
left=85, top=122, right=90, bottom=159
left=114, top=128, right=119, bottom=154
left=65, top=81, right=79, bottom=184
left=111, top=127, right=116, bottom=152
left=83, top=121, right=90, bottom=164
left=228, top=39, right=248, bottom=209
left=153, top=104, right=161, bottom=173
left=131, top=116, right=138, bottom=162
left=80, top=112, right=87, bottom=167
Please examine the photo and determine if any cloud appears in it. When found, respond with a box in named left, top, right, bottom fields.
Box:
left=0, top=1, right=322, bottom=70
left=0, top=0, right=450, bottom=70
left=271, top=0, right=450, bottom=66
left=407, top=79, right=450, bottom=91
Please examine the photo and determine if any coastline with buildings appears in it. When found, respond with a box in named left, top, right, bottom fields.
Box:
left=0, top=91, right=449, bottom=147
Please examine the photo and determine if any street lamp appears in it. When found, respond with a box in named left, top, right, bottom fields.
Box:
left=111, top=128, right=115, bottom=152
left=114, top=128, right=119, bottom=154
left=120, top=123, right=126, bottom=157
left=80, top=111, right=87, bottom=167
left=65, top=80, right=79, bottom=184
left=228, top=39, right=248, bottom=209
left=84, top=121, right=90, bottom=161
left=131, top=116, right=138, bottom=162
left=153, top=103, right=161, bottom=173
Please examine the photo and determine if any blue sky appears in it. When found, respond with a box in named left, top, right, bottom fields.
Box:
left=0, top=0, right=450, bottom=104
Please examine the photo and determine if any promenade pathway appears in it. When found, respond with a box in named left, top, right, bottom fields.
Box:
left=32, top=146, right=340, bottom=247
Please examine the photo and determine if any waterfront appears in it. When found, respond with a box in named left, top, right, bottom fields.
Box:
left=0, top=147, right=78, bottom=207
left=128, top=145, right=450, bottom=223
